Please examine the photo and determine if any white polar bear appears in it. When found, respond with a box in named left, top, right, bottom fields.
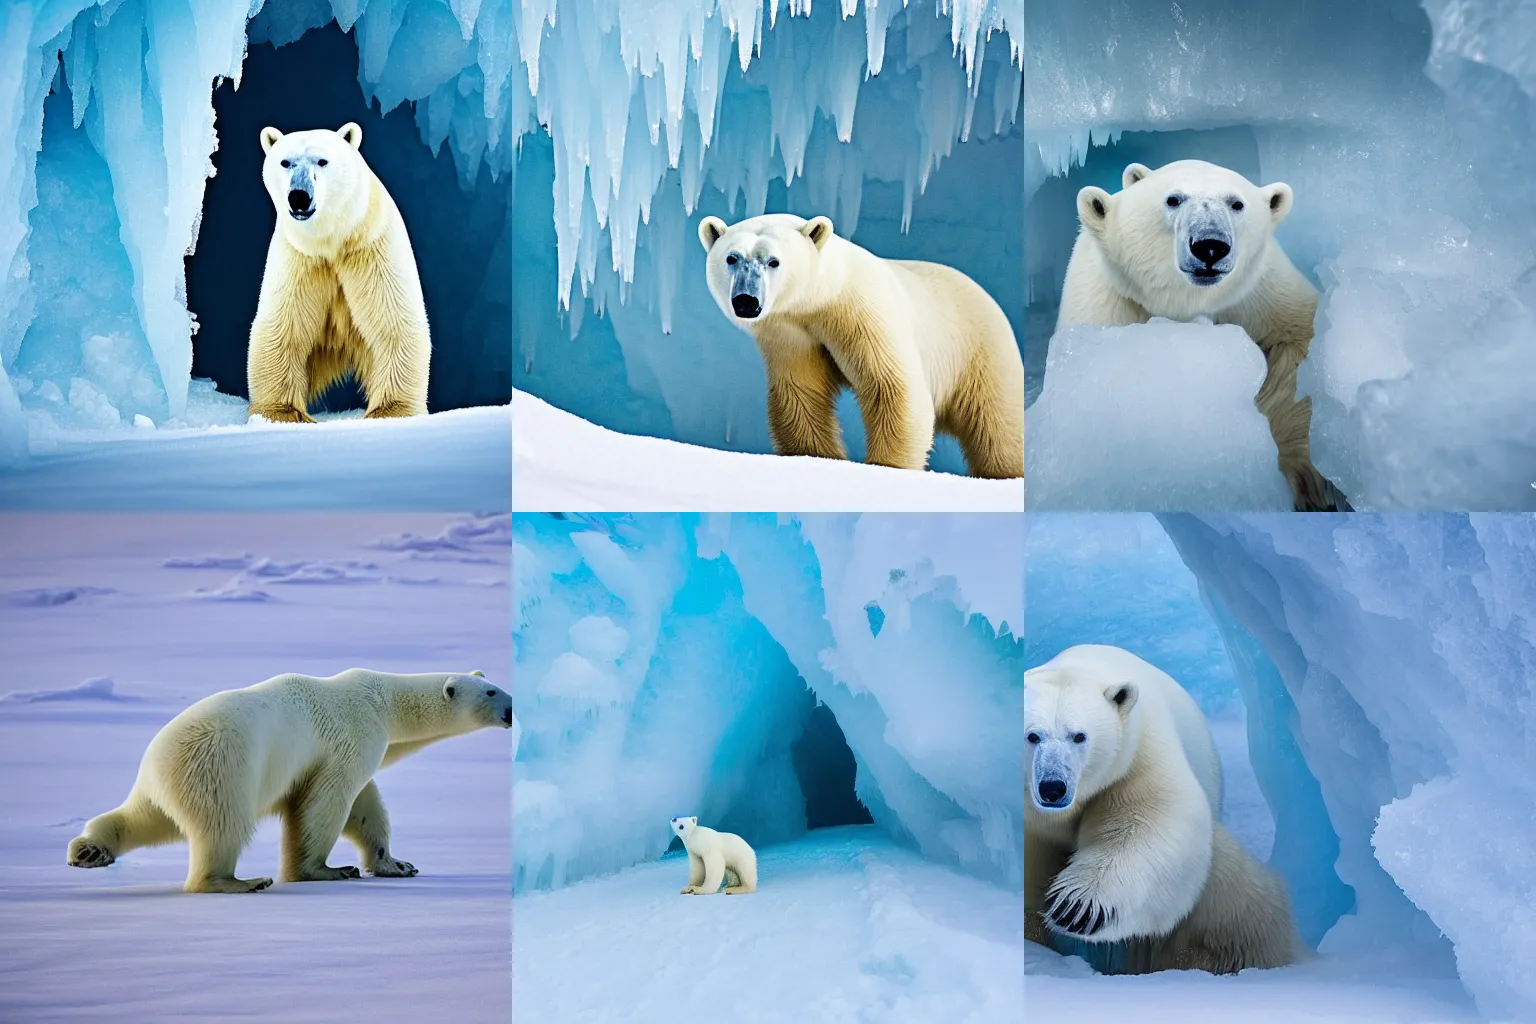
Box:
left=1024, top=645, right=1296, bottom=974
left=1056, top=159, right=1348, bottom=513
left=698, top=213, right=1024, bottom=479
left=669, top=816, right=758, bottom=895
left=247, top=123, right=431, bottom=423
left=67, top=669, right=512, bottom=893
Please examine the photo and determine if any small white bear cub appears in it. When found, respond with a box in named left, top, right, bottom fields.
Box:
left=669, top=815, right=758, bottom=895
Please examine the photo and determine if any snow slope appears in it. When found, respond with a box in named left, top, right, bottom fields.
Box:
left=512, top=391, right=1022, bottom=511
left=0, top=513, right=512, bottom=1023
left=0, top=406, right=510, bottom=510
left=513, top=825, right=1024, bottom=1024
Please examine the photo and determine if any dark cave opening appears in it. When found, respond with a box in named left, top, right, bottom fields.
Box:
left=792, top=702, right=875, bottom=830
left=185, top=23, right=510, bottom=414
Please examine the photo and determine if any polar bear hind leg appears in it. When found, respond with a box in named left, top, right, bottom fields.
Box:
left=723, top=845, right=757, bottom=894
left=938, top=361, right=1023, bottom=479
left=343, top=780, right=417, bottom=878
left=67, top=794, right=182, bottom=869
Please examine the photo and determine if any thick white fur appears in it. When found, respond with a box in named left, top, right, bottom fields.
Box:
left=1024, top=644, right=1296, bottom=973
left=669, top=816, right=758, bottom=895
left=67, top=669, right=511, bottom=893
left=1056, top=160, right=1342, bottom=512
left=247, top=123, right=431, bottom=422
left=698, top=213, right=1024, bottom=479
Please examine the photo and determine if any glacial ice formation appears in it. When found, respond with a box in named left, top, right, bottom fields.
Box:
left=1026, top=0, right=1536, bottom=509
left=512, top=512, right=1023, bottom=893
left=1, top=0, right=1022, bottom=462
left=1031, top=512, right=1536, bottom=1020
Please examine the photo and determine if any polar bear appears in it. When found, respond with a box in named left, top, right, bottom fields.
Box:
left=67, top=669, right=511, bottom=893
left=246, top=123, right=431, bottom=423
left=1024, top=645, right=1296, bottom=974
left=669, top=815, right=757, bottom=895
left=698, top=213, right=1024, bottom=479
left=1056, top=159, right=1349, bottom=512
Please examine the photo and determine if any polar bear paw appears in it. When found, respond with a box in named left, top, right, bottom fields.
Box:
left=67, top=839, right=115, bottom=869
left=1043, top=885, right=1120, bottom=940
left=371, top=855, right=418, bottom=878
left=292, top=864, right=362, bottom=882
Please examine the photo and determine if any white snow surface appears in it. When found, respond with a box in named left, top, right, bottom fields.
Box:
left=0, top=404, right=510, bottom=509
left=1025, top=322, right=1292, bottom=511
left=512, top=389, right=1023, bottom=511
left=0, top=512, right=512, bottom=1023
left=513, top=825, right=1024, bottom=1024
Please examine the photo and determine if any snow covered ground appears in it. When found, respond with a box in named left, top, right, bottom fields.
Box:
left=512, top=391, right=1023, bottom=512
left=513, top=825, right=1024, bottom=1023
left=0, top=406, right=510, bottom=510
left=0, top=513, right=512, bottom=1023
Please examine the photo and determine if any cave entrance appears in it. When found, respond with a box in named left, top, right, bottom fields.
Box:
left=185, top=22, right=510, bottom=415
left=791, top=701, right=874, bottom=830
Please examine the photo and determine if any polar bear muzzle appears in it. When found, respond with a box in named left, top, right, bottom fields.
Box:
left=1168, top=194, right=1239, bottom=285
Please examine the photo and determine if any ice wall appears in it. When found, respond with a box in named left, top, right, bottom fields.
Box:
left=1026, top=0, right=1536, bottom=509
left=512, top=512, right=1024, bottom=892
left=1164, top=513, right=1536, bottom=1022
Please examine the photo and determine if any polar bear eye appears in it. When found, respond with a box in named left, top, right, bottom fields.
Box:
left=1230, top=199, right=1244, bottom=211
left=317, top=159, right=329, bottom=168
left=725, top=254, right=739, bottom=266
left=486, top=689, right=495, bottom=697
left=1073, top=732, right=1087, bottom=744
left=1165, top=195, right=1182, bottom=208
left=280, top=160, right=291, bottom=169
left=767, top=258, right=780, bottom=269
left=1027, top=732, right=1040, bottom=744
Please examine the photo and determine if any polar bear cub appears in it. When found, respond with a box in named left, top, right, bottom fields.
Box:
left=67, top=669, right=512, bottom=894
left=1057, top=159, right=1348, bottom=512
left=247, top=123, right=431, bottom=423
left=698, top=213, right=1024, bottom=479
left=669, top=816, right=757, bottom=895
left=1024, top=644, right=1296, bottom=973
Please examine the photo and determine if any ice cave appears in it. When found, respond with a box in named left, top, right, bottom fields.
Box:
left=0, top=0, right=1021, bottom=503
left=1027, top=513, right=1536, bottom=1023
left=1025, top=0, right=1536, bottom=512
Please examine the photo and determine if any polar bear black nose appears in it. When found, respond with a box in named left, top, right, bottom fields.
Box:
left=1037, top=780, right=1068, bottom=805
left=731, top=294, right=761, bottom=319
left=288, top=189, right=312, bottom=213
left=1191, top=237, right=1230, bottom=266
left=502, top=707, right=512, bottom=726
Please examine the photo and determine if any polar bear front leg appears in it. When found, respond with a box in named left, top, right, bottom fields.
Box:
left=680, top=852, right=706, bottom=894
left=758, top=329, right=849, bottom=461
left=247, top=240, right=332, bottom=424
left=1043, top=777, right=1214, bottom=944
left=337, top=232, right=431, bottom=420
left=693, top=851, right=726, bottom=895
left=280, top=784, right=363, bottom=883
left=1254, top=340, right=1350, bottom=512
left=343, top=780, right=417, bottom=878
left=834, top=321, right=934, bottom=471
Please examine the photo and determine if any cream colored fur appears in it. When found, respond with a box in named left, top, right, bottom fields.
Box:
left=247, top=123, right=430, bottom=423
left=669, top=816, right=757, bottom=895
left=699, top=213, right=1023, bottom=478
left=1057, top=159, right=1345, bottom=511
left=1024, top=644, right=1297, bottom=974
left=66, top=668, right=511, bottom=893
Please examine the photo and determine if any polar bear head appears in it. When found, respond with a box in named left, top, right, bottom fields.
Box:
left=1024, top=664, right=1141, bottom=815
left=669, top=815, right=698, bottom=841
left=260, top=123, right=370, bottom=246
left=1075, top=159, right=1293, bottom=318
left=440, top=671, right=515, bottom=731
left=697, top=213, right=838, bottom=325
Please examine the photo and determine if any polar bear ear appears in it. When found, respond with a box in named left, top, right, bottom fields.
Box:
left=689, top=816, right=698, bottom=826
left=801, top=216, right=835, bottom=251
left=260, top=127, right=283, bottom=154
left=1105, top=682, right=1138, bottom=716
left=1121, top=163, right=1152, bottom=189
left=698, top=216, right=728, bottom=252
left=444, top=680, right=457, bottom=700
left=1264, top=183, right=1294, bottom=226
left=337, top=122, right=363, bottom=151
left=1077, top=186, right=1113, bottom=234
left=470, top=669, right=485, bottom=677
